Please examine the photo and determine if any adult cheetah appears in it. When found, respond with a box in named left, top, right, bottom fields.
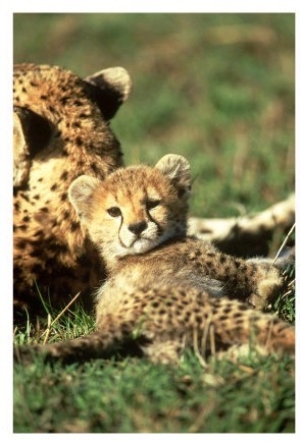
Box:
left=13, top=63, right=132, bottom=318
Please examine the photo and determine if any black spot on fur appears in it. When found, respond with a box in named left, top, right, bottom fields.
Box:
left=20, top=193, right=29, bottom=202
left=165, top=301, right=173, bottom=307
left=151, top=302, right=159, bottom=309
left=219, top=256, right=227, bottom=264
left=75, top=136, right=83, bottom=146
left=60, top=171, right=69, bottom=181
left=60, top=97, right=68, bottom=106
left=50, top=183, right=58, bottom=191
left=33, top=229, right=43, bottom=238
left=78, top=112, right=91, bottom=119
left=219, top=315, right=229, bottom=322
left=18, top=240, right=27, bottom=250
left=224, top=266, right=232, bottom=274
left=205, top=261, right=213, bottom=269
left=72, top=121, right=81, bottom=129
left=70, top=221, right=80, bottom=232
left=184, top=312, right=191, bottom=321
left=180, top=299, right=190, bottom=306
left=62, top=211, right=70, bottom=220
left=233, top=312, right=243, bottom=318
left=29, top=249, right=43, bottom=258
left=90, top=163, right=99, bottom=174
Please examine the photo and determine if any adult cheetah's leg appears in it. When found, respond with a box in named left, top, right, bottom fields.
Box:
left=188, top=194, right=295, bottom=257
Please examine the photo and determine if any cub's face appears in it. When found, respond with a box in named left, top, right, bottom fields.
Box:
left=68, top=154, right=191, bottom=265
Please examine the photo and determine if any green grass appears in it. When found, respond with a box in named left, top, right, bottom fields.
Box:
left=14, top=351, right=294, bottom=433
left=13, top=271, right=295, bottom=433
left=13, top=13, right=295, bottom=433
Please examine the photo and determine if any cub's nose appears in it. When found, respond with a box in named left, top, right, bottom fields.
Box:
left=128, top=221, right=147, bottom=235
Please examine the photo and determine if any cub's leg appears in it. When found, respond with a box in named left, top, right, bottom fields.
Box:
left=191, top=243, right=294, bottom=309
left=14, top=288, right=294, bottom=365
left=13, top=314, right=136, bottom=365
left=207, top=297, right=294, bottom=355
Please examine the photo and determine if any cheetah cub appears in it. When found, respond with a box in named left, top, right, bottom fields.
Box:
left=14, top=154, right=294, bottom=364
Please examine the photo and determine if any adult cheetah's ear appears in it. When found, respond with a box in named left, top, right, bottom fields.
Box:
left=13, top=106, right=53, bottom=188
left=155, top=154, right=191, bottom=199
left=85, top=67, right=132, bottom=120
left=68, top=175, right=99, bottom=220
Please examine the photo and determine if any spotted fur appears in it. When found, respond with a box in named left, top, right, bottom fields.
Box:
left=14, top=155, right=294, bottom=364
left=13, top=63, right=132, bottom=316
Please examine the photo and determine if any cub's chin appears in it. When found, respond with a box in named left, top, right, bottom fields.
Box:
left=126, top=232, right=173, bottom=256
left=113, top=237, right=161, bottom=258
left=131, top=238, right=158, bottom=255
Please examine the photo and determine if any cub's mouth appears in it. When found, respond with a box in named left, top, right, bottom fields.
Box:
left=119, top=228, right=173, bottom=257
left=120, top=235, right=156, bottom=252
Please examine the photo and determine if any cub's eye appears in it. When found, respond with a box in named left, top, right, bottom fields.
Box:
left=107, top=207, right=122, bottom=217
left=146, top=199, right=161, bottom=210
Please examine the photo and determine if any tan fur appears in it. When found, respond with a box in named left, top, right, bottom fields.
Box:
left=14, top=155, right=294, bottom=364
left=13, top=63, right=131, bottom=314
left=13, top=63, right=294, bottom=320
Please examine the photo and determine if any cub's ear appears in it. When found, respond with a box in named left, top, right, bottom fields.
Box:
left=85, top=67, right=132, bottom=120
left=155, top=154, right=191, bottom=198
left=68, top=175, right=99, bottom=220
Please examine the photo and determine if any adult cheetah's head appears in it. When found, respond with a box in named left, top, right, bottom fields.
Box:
left=13, top=63, right=132, bottom=188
